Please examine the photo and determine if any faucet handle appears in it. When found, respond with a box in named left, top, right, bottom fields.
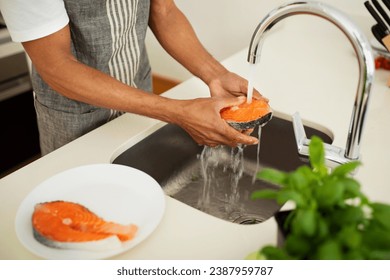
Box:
left=292, top=112, right=350, bottom=167
left=292, top=112, right=310, bottom=155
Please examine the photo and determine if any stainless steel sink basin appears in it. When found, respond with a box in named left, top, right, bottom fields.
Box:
left=112, top=115, right=332, bottom=224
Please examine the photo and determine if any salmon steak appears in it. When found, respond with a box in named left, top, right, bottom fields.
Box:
left=220, top=98, right=273, bottom=130
left=32, top=200, right=138, bottom=251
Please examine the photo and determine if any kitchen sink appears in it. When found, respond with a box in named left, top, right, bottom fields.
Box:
left=112, top=114, right=332, bottom=224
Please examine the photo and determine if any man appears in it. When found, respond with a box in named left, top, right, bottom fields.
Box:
left=0, top=0, right=264, bottom=155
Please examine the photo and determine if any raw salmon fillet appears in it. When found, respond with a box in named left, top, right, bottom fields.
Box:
left=32, top=201, right=138, bottom=251
left=220, top=99, right=273, bottom=130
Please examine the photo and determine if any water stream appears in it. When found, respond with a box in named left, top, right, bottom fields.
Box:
left=246, top=63, right=257, bottom=104
left=197, top=127, right=263, bottom=219
left=253, top=127, right=262, bottom=183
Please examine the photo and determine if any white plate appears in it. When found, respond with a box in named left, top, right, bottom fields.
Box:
left=15, top=164, right=165, bottom=260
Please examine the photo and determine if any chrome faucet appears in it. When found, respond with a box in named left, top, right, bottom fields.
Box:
left=248, top=1, right=375, bottom=166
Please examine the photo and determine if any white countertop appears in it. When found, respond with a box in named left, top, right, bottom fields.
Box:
left=1, top=16, right=389, bottom=260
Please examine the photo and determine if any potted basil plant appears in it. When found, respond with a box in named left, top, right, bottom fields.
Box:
left=250, top=136, right=390, bottom=260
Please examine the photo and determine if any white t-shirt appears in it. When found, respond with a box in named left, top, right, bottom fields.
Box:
left=0, top=0, right=69, bottom=42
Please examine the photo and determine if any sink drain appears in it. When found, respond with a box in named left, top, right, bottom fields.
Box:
left=233, top=216, right=263, bottom=225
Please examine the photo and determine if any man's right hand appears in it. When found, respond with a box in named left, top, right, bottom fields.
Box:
left=172, top=96, right=259, bottom=147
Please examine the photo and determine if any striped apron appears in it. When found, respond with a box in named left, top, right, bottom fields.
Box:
left=32, top=0, right=152, bottom=155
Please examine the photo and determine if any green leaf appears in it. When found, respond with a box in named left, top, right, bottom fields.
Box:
left=343, top=250, right=364, bottom=260
left=340, top=178, right=362, bottom=200
left=371, top=203, right=390, bottom=230
left=275, top=190, right=306, bottom=208
left=330, top=205, right=365, bottom=227
left=331, top=161, right=361, bottom=177
left=316, top=217, right=329, bottom=240
left=251, top=189, right=278, bottom=200
left=260, top=246, right=293, bottom=260
left=291, top=209, right=317, bottom=237
left=284, top=234, right=312, bottom=258
left=287, top=167, right=312, bottom=190
left=314, top=180, right=345, bottom=208
left=256, top=168, right=287, bottom=186
left=362, top=227, right=390, bottom=250
left=309, top=136, right=327, bottom=175
left=315, top=240, right=342, bottom=260
left=245, top=251, right=265, bottom=260
left=337, top=226, right=362, bottom=249
left=365, top=250, right=390, bottom=260
left=295, top=165, right=318, bottom=182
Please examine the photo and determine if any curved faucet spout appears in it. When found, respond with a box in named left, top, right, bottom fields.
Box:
left=248, top=1, right=375, bottom=163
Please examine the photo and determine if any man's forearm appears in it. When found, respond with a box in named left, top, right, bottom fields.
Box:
left=22, top=26, right=184, bottom=125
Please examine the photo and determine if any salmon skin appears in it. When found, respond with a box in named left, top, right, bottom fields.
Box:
left=32, top=201, right=138, bottom=251
left=220, top=99, right=273, bottom=130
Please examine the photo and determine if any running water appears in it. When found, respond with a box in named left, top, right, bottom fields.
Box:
left=197, top=135, right=264, bottom=218
left=198, top=146, right=217, bottom=210
left=197, top=145, right=245, bottom=215
left=252, top=127, right=262, bottom=183
left=246, top=63, right=257, bottom=104
left=227, top=145, right=245, bottom=209
left=246, top=63, right=263, bottom=181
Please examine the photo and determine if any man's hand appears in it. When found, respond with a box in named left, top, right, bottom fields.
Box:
left=208, top=70, right=267, bottom=101
left=173, top=96, right=259, bottom=147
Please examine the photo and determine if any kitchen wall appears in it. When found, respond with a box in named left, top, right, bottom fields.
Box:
left=146, top=0, right=372, bottom=81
